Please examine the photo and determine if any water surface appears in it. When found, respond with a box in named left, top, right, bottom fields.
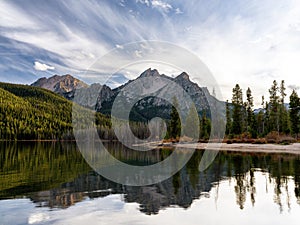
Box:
left=0, top=141, right=300, bottom=225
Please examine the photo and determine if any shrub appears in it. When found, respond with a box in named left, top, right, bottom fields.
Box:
left=278, top=136, right=296, bottom=145
left=252, top=138, right=267, bottom=144
left=226, top=139, right=233, bottom=144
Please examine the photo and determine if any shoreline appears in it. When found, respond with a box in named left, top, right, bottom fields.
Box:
left=1, top=140, right=300, bottom=155
left=172, top=142, right=300, bottom=155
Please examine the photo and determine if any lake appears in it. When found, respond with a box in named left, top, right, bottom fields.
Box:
left=1, top=141, right=300, bottom=225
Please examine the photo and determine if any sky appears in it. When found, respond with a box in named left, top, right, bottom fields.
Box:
left=1, top=0, right=300, bottom=106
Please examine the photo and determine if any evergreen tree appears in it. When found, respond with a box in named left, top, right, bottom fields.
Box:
left=245, top=87, right=254, bottom=132
left=225, top=100, right=232, bottom=135
left=279, top=80, right=289, bottom=133
left=289, top=90, right=300, bottom=137
left=200, top=110, right=211, bottom=140
left=232, top=84, right=243, bottom=135
left=268, top=80, right=280, bottom=132
left=169, top=97, right=181, bottom=139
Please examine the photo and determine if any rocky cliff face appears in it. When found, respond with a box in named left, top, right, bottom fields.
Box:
left=97, top=68, right=218, bottom=121
left=31, top=69, right=223, bottom=120
left=31, top=74, right=89, bottom=100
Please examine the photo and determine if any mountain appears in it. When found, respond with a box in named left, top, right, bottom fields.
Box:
left=31, top=74, right=88, bottom=100
left=31, top=69, right=224, bottom=121
left=97, top=68, right=223, bottom=121
left=0, top=82, right=110, bottom=140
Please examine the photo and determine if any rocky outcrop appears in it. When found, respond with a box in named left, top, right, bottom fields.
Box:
left=31, top=74, right=88, bottom=100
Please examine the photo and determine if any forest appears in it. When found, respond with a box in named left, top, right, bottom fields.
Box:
left=1, top=80, right=300, bottom=143
left=0, top=82, right=111, bottom=140
left=225, top=80, right=300, bottom=143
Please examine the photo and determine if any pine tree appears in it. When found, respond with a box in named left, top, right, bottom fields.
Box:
left=289, top=90, right=300, bottom=137
left=279, top=80, right=289, bottom=133
left=169, top=97, right=181, bottom=139
left=260, top=96, right=265, bottom=135
left=232, top=84, right=243, bottom=135
left=268, top=80, right=280, bottom=132
left=225, top=100, right=232, bottom=135
left=245, top=87, right=254, bottom=132
left=200, top=110, right=211, bottom=140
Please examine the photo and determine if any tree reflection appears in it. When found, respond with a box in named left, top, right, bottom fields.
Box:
left=1, top=142, right=300, bottom=215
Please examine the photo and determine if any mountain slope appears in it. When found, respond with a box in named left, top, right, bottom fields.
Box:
left=0, top=82, right=75, bottom=140
left=31, top=69, right=224, bottom=122
left=0, top=82, right=112, bottom=140
left=31, top=74, right=88, bottom=100
left=97, top=68, right=223, bottom=121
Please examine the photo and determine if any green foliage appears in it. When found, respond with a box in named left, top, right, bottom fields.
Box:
left=226, top=81, right=296, bottom=139
left=232, top=84, right=243, bottom=134
left=245, top=88, right=254, bottom=130
left=0, top=82, right=110, bottom=140
left=225, top=100, right=232, bottom=135
left=200, top=110, right=211, bottom=140
left=268, top=80, right=280, bottom=132
left=289, top=90, right=300, bottom=136
left=169, top=97, right=181, bottom=139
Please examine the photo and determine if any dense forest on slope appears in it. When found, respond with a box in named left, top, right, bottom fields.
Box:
left=2, top=79, right=299, bottom=142
left=0, top=82, right=111, bottom=140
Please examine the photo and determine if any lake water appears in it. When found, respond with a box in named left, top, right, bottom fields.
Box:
left=1, top=141, right=300, bottom=225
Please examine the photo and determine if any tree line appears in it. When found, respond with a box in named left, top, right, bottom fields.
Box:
left=226, top=80, right=300, bottom=140
left=0, top=82, right=165, bottom=141
left=2, top=80, right=299, bottom=142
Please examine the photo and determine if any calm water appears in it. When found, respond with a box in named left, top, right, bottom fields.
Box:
left=1, top=141, right=300, bottom=225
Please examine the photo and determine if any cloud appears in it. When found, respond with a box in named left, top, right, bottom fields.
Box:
left=1, top=0, right=300, bottom=107
left=151, top=0, right=172, bottom=12
left=175, top=8, right=183, bottom=14
left=116, top=44, right=124, bottom=49
left=34, top=61, right=55, bottom=71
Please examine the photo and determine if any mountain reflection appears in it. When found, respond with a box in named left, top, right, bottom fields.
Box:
left=1, top=142, right=300, bottom=215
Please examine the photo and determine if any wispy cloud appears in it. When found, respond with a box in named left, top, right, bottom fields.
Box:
left=1, top=0, right=300, bottom=106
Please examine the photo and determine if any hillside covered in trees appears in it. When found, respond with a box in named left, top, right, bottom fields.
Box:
left=1, top=79, right=300, bottom=143
left=0, top=82, right=111, bottom=140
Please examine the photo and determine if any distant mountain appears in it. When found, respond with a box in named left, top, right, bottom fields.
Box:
left=253, top=103, right=290, bottom=115
left=31, top=74, right=88, bottom=100
left=31, top=69, right=224, bottom=121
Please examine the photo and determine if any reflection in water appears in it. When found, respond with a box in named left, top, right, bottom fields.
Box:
left=1, top=142, right=300, bottom=220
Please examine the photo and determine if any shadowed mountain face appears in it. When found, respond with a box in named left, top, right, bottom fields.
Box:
left=31, top=69, right=223, bottom=121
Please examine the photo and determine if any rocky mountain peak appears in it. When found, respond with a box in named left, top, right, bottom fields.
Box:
left=139, top=68, right=160, bottom=78
left=176, top=72, right=190, bottom=81
left=31, top=74, right=88, bottom=100
left=31, top=69, right=223, bottom=120
left=31, top=74, right=88, bottom=92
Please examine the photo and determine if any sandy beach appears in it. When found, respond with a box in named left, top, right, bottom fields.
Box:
left=176, top=142, right=300, bottom=154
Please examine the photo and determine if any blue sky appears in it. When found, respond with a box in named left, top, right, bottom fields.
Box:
left=1, top=0, right=300, bottom=106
